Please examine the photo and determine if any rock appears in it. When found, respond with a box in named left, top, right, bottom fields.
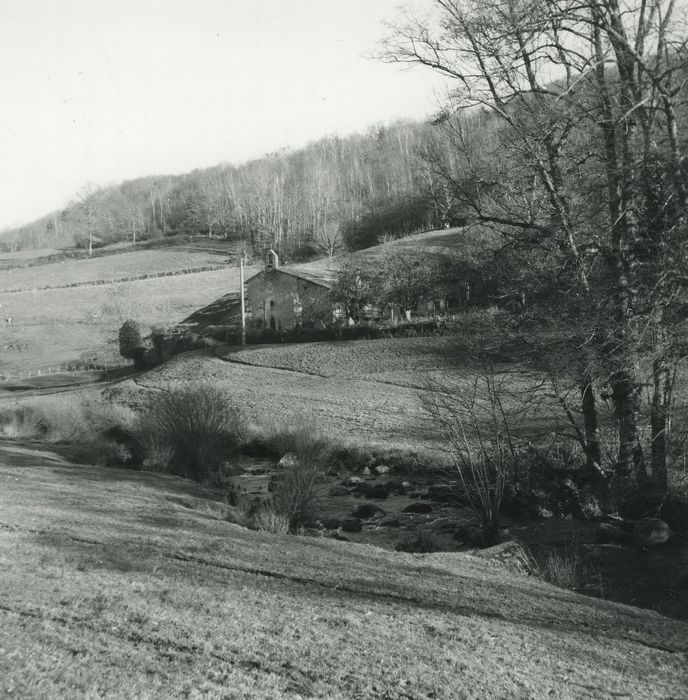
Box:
left=430, top=517, right=459, bottom=532
left=277, top=452, right=299, bottom=469
left=328, top=486, right=349, bottom=497
left=341, top=517, right=362, bottom=533
left=323, top=517, right=341, bottom=530
left=381, top=518, right=401, bottom=527
left=403, top=502, right=433, bottom=514
left=302, top=518, right=323, bottom=529
left=342, top=476, right=364, bottom=487
left=580, top=494, right=604, bottom=521
left=634, top=518, right=672, bottom=547
left=373, top=465, right=391, bottom=475
left=395, top=532, right=437, bottom=553
left=352, top=504, right=385, bottom=519
left=660, top=498, right=688, bottom=534
left=363, top=484, right=389, bottom=500
left=620, top=487, right=688, bottom=534
left=384, top=479, right=406, bottom=494
left=355, top=482, right=375, bottom=497
left=427, top=484, right=457, bottom=503
left=475, top=540, right=536, bottom=576
left=454, top=525, right=484, bottom=547
left=595, top=522, right=630, bottom=544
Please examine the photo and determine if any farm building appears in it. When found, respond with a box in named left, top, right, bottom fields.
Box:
left=245, top=251, right=335, bottom=330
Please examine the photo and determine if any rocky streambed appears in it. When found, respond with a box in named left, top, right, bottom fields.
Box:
left=227, top=455, right=688, bottom=621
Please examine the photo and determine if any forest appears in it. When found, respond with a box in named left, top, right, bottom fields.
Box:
left=0, top=117, right=477, bottom=258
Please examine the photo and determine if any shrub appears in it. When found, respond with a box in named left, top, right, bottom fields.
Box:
left=251, top=504, right=291, bottom=535
left=245, top=417, right=334, bottom=460
left=270, top=455, right=322, bottom=531
left=138, top=385, right=245, bottom=482
left=249, top=419, right=331, bottom=530
left=118, top=319, right=144, bottom=365
left=423, top=367, right=516, bottom=545
left=537, top=546, right=591, bottom=592
left=0, top=395, right=135, bottom=445
left=151, top=326, right=166, bottom=363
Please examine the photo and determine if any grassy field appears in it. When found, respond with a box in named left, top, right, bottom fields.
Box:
left=0, top=247, right=63, bottom=262
left=121, top=352, right=436, bottom=454
left=0, top=266, right=261, bottom=376
left=293, top=226, right=487, bottom=276
left=106, top=340, right=564, bottom=459
left=0, top=441, right=686, bottom=699
left=0, top=227, right=466, bottom=377
left=0, top=247, right=234, bottom=290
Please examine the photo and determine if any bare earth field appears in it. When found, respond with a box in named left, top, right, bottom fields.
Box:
left=124, top=351, right=437, bottom=454
left=1, top=441, right=686, bottom=699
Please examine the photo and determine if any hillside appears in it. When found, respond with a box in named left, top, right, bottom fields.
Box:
left=0, top=247, right=233, bottom=292
left=0, top=117, right=465, bottom=258
left=0, top=244, right=260, bottom=377
left=0, top=225, right=484, bottom=380
left=0, top=440, right=686, bottom=698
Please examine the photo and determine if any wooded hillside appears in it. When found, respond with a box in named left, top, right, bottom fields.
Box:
left=1, top=118, right=478, bottom=257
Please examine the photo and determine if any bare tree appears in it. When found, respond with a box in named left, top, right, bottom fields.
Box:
left=74, top=183, right=105, bottom=255
left=312, top=223, right=343, bottom=269
left=381, top=0, right=688, bottom=488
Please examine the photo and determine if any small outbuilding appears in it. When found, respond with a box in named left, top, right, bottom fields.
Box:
left=245, top=251, right=335, bottom=330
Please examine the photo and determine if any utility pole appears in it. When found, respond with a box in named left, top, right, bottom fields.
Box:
left=240, top=255, right=246, bottom=346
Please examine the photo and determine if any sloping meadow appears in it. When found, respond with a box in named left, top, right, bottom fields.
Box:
left=0, top=445, right=686, bottom=698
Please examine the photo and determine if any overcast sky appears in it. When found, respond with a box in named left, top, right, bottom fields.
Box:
left=0, top=0, right=446, bottom=230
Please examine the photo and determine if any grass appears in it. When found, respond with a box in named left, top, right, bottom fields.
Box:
left=1, top=444, right=687, bottom=698
left=126, top=352, right=444, bottom=455
left=0, top=266, right=260, bottom=376
left=0, top=247, right=232, bottom=290
left=0, top=394, right=137, bottom=469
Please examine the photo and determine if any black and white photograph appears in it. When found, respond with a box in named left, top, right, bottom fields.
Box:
left=1, top=1, right=687, bottom=697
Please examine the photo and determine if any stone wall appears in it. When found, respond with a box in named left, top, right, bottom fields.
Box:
left=246, top=269, right=331, bottom=329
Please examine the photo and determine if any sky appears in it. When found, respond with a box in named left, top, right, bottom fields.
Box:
left=0, top=0, right=447, bottom=230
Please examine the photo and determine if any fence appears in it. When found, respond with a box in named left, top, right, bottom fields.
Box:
left=0, top=263, right=230, bottom=295
left=0, top=361, right=128, bottom=382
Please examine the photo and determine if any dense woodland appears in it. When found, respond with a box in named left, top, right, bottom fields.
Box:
left=0, top=118, right=476, bottom=257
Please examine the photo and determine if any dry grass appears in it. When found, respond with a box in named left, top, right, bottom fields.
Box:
left=0, top=248, right=230, bottom=290
left=0, top=266, right=260, bottom=375
left=0, top=444, right=686, bottom=698
left=539, top=546, right=589, bottom=591
left=0, top=394, right=135, bottom=444
left=126, top=353, right=443, bottom=454
left=250, top=504, right=291, bottom=535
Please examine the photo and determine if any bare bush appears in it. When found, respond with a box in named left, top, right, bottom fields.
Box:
left=139, top=384, right=245, bottom=482
left=270, top=456, right=322, bottom=531
left=537, top=546, right=592, bottom=592
left=251, top=505, right=291, bottom=535
left=424, top=366, right=522, bottom=545
left=252, top=420, right=332, bottom=531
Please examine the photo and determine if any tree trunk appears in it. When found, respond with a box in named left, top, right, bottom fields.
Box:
left=610, top=368, right=645, bottom=481
left=650, top=356, right=671, bottom=491
left=580, top=373, right=602, bottom=477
